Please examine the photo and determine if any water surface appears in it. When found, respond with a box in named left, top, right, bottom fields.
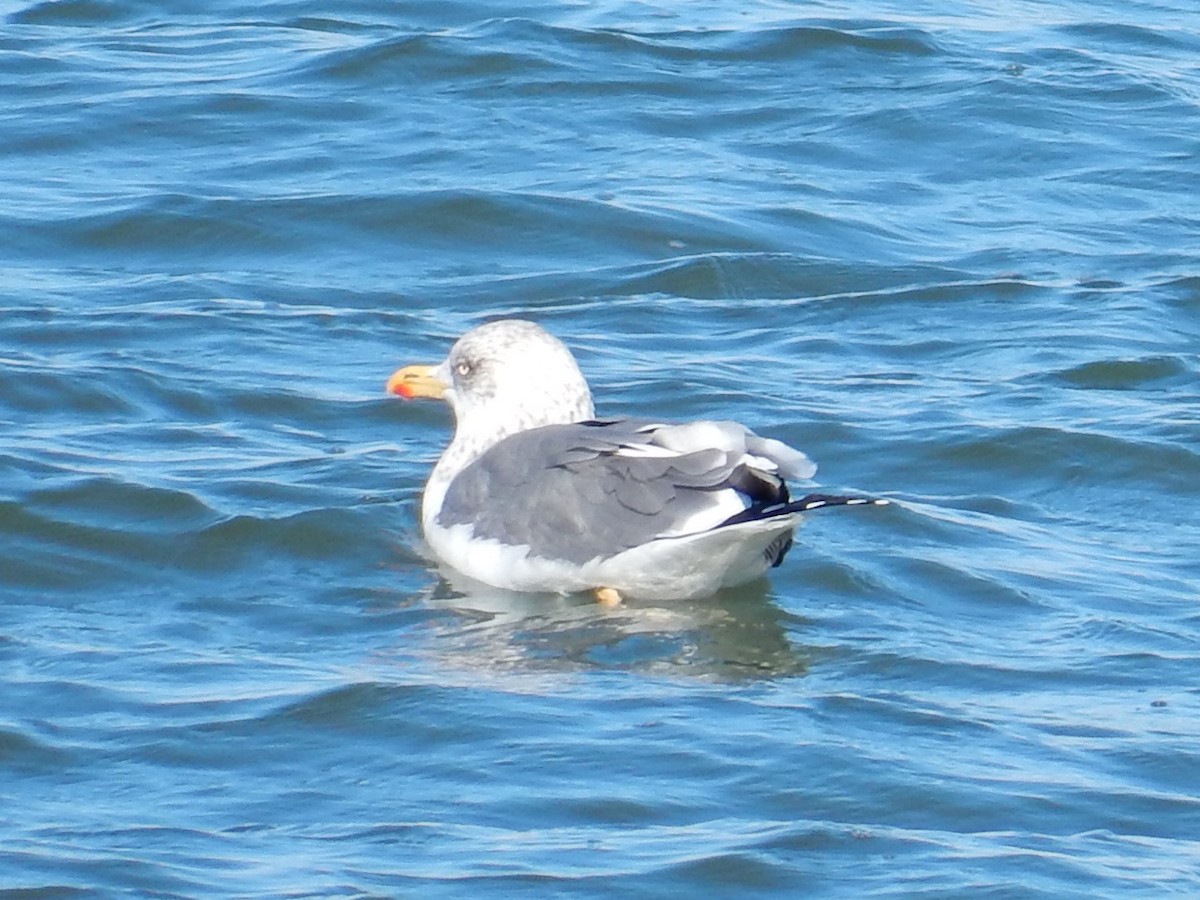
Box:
left=2, top=0, right=1199, bottom=895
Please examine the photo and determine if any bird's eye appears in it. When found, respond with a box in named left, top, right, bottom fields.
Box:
left=455, top=361, right=472, bottom=377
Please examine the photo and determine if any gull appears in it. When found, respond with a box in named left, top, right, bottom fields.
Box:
left=387, top=319, right=884, bottom=603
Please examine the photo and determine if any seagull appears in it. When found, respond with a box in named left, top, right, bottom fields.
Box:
left=387, top=319, right=884, bottom=603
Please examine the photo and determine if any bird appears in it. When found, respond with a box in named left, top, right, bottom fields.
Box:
left=386, top=319, right=884, bottom=603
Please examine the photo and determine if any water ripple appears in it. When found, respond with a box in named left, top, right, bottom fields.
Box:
left=4, top=0, right=1200, bottom=894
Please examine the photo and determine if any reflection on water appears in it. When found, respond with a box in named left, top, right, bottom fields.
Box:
left=415, top=567, right=810, bottom=681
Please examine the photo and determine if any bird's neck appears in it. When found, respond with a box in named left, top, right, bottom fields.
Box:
left=420, top=413, right=526, bottom=530
left=421, top=393, right=596, bottom=530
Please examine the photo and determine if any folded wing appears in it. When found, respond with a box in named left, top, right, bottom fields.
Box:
left=436, top=418, right=815, bottom=566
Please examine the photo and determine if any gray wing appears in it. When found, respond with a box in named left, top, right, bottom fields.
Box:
left=436, top=418, right=804, bottom=565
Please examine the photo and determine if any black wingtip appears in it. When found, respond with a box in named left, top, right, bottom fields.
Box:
left=717, top=492, right=888, bottom=529
left=790, top=493, right=889, bottom=513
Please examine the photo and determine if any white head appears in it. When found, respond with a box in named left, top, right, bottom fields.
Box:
left=387, top=320, right=596, bottom=502
left=436, top=320, right=594, bottom=435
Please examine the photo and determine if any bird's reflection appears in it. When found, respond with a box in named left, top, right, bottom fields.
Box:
left=412, top=563, right=811, bottom=681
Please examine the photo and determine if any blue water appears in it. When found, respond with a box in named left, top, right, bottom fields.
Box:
left=3, top=0, right=1200, bottom=895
